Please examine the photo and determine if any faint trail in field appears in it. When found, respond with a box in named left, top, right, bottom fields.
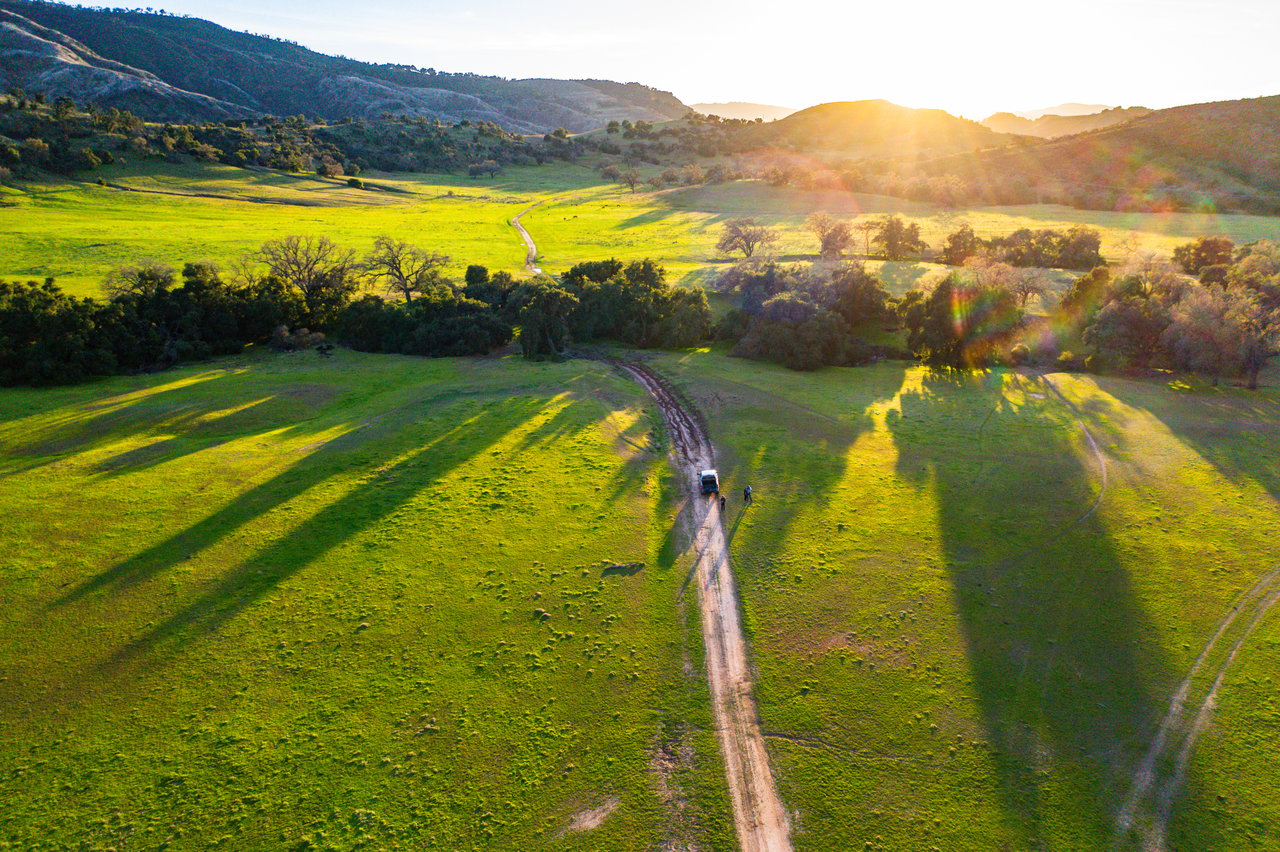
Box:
left=613, top=360, right=791, bottom=852
left=512, top=201, right=545, bottom=274
left=1020, top=375, right=1280, bottom=850
left=1114, top=564, right=1280, bottom=851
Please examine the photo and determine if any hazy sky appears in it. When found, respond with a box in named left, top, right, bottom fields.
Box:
left=150, top=0, right=1279, bottom=117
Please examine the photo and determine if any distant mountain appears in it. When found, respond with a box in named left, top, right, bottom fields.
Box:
left=1015, top=102, right=1113, bottom=120
left=981, top=106, right=1152, bottom=138
left=0, top=1, right=689, bottom=132
left=690, top=102, right=796, bottom=122
left=749, top=99, right=1021, bottom=158
left=929, top=95, right=1280, bottom=213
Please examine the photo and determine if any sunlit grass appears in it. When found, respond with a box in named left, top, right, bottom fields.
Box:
left=0, top=349, right=734, bottom=849
left=650, top=349, right=1280, bottom=850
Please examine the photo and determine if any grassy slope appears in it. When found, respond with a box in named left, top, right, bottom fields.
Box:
left=650, top=349, right=1280, bottom=850
left=0, top=350, right=734, bottom=850
left=9, top=161, right=1280, bottom=299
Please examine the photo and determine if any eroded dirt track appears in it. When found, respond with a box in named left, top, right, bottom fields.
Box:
left=512, top=202, right=544, bottom=274
left=614, top=361, right=792, bottom=852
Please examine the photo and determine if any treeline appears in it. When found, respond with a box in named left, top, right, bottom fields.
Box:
left=0, top=235, right=710, bottom=386
left=717, top=214, right=1104, bottom=270
left=0, top=92, right=564, bottom=182
left=891, top=236, right=1280, bottom=386
left=712, top=262, right=899, bottom=370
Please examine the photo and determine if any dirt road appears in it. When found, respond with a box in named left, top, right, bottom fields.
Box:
left=614, top=361, right=792, bottom=852
left=512, top=202, right=544, bottom=274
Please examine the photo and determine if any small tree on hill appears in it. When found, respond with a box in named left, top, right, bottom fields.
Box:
left=873, top=216, right=927, bottom=261
left=941, top=223, right=982, bottom=266
left=362, top=236, right=450, bottom=304
left=805, top=213, right=853, bottom=259
left=853, top=220, right=877, bottom=258
left=620, top=168, right=642, bottom=192
left=104, top=261, right=175, bottom=299
left=716, top=218, right=778, bottom=258
left=1173, top=236, right=1236, bottom=277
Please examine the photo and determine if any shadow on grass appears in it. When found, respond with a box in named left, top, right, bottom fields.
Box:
left=1098, top=377, right=1280, bottom=503
left=886, top=371, right=1203, bottom=846
left=100, top=396, right=547, bottom=666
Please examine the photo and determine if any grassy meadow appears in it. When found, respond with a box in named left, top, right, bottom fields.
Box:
left=6, top=159, right=1280, bottom=299
left=0, top=350, right=734, bottom=850
left=651, top=349, right=1280, bottom=850
left=6, top=157, right=1280, bottom=849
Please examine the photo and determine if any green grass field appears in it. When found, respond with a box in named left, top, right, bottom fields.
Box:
left=6, top=158, right=1280, bottom=849
left=650, top=349, right=1280, bottom=850
left=0, top=350, right=735, bottom=850
left=7, top=160, right=1280, bottom=299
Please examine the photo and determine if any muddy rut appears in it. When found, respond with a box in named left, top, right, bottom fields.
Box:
left=614, top=361, right=792, bottom=852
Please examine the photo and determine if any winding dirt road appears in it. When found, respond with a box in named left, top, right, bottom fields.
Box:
left=613, top=361, right=792, bottom=852
left=512, top=202, right=544, bottom=274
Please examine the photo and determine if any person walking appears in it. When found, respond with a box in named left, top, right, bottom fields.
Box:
left=744, top=484, right=753, bottom=504
left=720, top=495, right=726, bottom=512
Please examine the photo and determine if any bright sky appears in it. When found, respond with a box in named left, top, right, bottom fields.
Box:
left=150, top=0, right=1280, bottom=118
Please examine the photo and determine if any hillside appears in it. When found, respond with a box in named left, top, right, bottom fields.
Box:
left=690, top=101, right=796, bottom=122
left=926, top=94, right=1280, bottom=212
left=981, top=106, right=1152, bottom=138
left=0, top=1, right=689, bottom=131
left=747, top=99, right=1023, bottom=158
left=1016, top=101, right=1112, bottom=119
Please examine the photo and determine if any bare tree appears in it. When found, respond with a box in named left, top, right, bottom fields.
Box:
left=805, top=212, right=853, bottom=259
left=964, top=255, right=1018, bottom=291
left=103, top=260, right=175, bottom=299
left=1118, top=251, right=1187, bottom=298
left=259, top=235, right=358, bottom=325
left=716, top=218, right=778, bottom=258
left=1009, top=269, right=1050, bottom=309
left=620, top=168, right=642, bottom=192
left=363, top=236, right=450, bottom=304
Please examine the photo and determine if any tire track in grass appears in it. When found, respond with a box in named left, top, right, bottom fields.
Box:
left=613, top=360, right=792, bottom=852
left=1114, top=565, right=1280, bottom=851
left=1023, top=375, right=1280, bottom=850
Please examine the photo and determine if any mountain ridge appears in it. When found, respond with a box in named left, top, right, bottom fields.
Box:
left=0, top=0, right=691, bottom=132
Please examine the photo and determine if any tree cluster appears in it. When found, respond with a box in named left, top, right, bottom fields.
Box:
left=715, top=261, right=896, bottom=370
left=1078, top=242, right=1280, bottom=387
left=940, top=224, right=1103, bottom=270
left=514, top=260, right=711, bottom=359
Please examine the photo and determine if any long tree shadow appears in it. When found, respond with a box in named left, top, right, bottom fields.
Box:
left=693, top=360, right=911, bottom=572
left=886, top=371, right=1201, bottom=846
left=102, top=396, right=547, bottom=666
left=0, top=371, right=262, bottom=476
left=1094, top=376, right=1280, bottom=504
